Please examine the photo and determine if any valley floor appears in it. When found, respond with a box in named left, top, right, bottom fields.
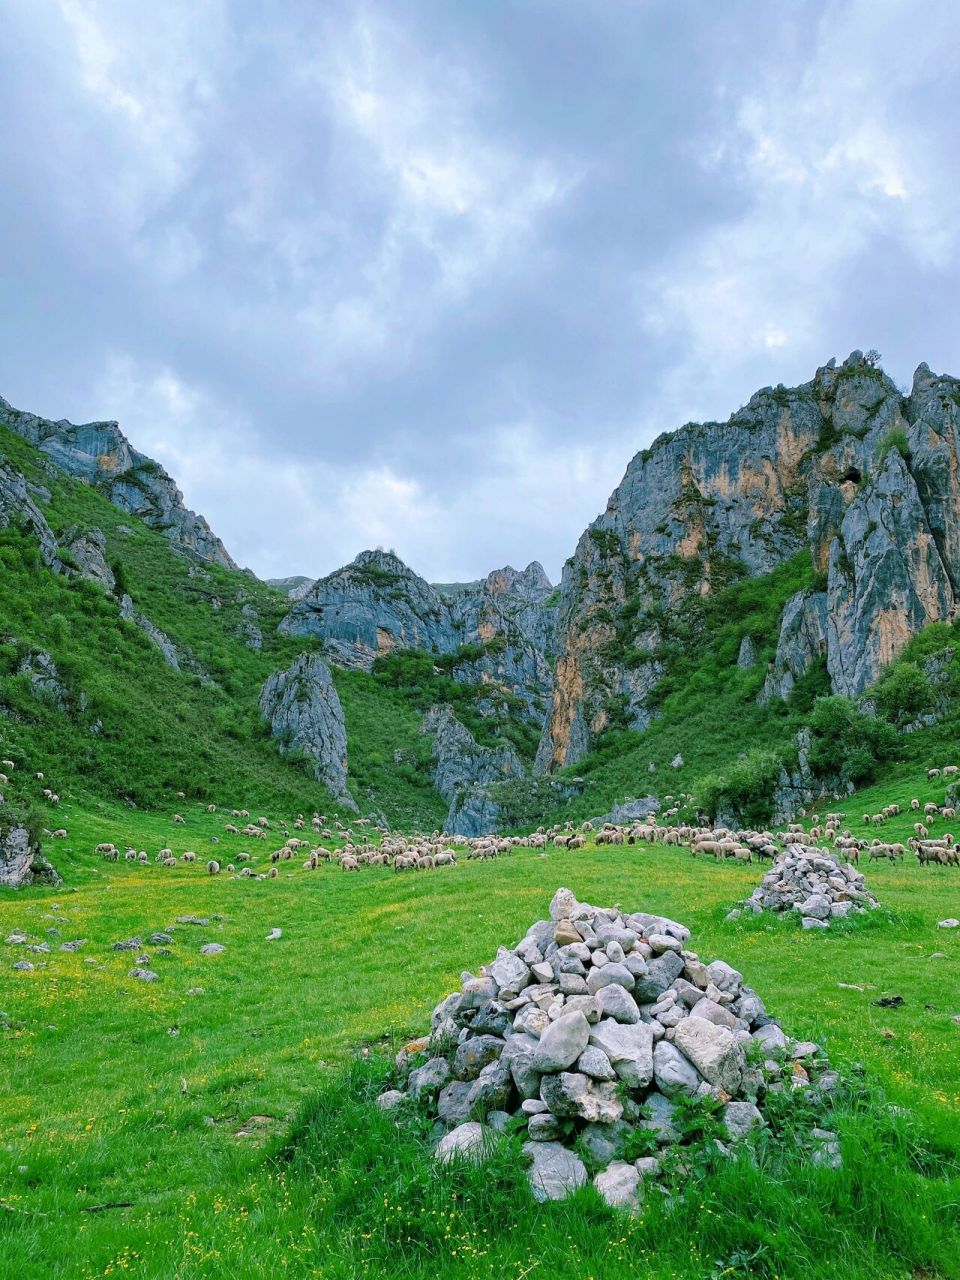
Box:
left=0, top=796, right=959, bottom=1278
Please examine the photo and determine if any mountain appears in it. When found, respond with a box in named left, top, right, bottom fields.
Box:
left=536, top=351, right=960, bottom=773
left=2, top=350, right=959, bottom=841
left=0, top=394, right=236, bottom=570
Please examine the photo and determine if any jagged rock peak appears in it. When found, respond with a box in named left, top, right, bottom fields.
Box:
left=484, top=562, right=553, bottom=600
left=537, top=352, right=960, bottom=773
left=0, top=393, right=236, bottom=570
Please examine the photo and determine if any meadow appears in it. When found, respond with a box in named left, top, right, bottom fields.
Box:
left=1, top=773, right=958, bottom=1280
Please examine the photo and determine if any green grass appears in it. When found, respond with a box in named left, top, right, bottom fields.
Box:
left=0, top=423, right=449, bottom=826
left=0, top=782, right=957, bottom=1278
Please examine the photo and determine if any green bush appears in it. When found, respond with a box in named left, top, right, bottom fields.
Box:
left=807, top=696, right=897, bottom=785
left=873, top=661, right=934, bottom=726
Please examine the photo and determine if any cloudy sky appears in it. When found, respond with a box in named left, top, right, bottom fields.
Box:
left=3, top=0, right=960, bottom=582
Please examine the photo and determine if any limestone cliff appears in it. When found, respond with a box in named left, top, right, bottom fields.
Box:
left=0, top=394, right=236, bottom=569
left=422, top=704, right=526, bottom=836
left=280, top=549, right=558, bottom=733
left=538, top=352, right=960, bottom=771
left=258, top=653, right=357, bottom=811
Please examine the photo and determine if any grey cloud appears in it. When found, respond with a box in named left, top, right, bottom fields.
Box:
left=2, top=0, right=959, bottom=581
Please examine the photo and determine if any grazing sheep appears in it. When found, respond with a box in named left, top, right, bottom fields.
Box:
left=206, top=804, right=217, bottom=813
left=137, top=852, right=148, bottom=864
left=207, top=860, right=221, bottom=875
left=163, top=857, right=177, bottom=868
left=340, top=855, right=360, bottom=871
left=943, top=765, right=959, bottom=777
left=928, top=768, right=941, bottom=779
left=268, top=866, right=278, bottom=879
left=911, top=798, right=921, bottom=811
left=182, top=851, right=196, bottom=863
left=1, top=759, right=14, bottom=769
left=172, top=814, right=185, bottom=824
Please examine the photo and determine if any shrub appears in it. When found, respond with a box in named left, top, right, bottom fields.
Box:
left=873, top=661, right=934, bottom=727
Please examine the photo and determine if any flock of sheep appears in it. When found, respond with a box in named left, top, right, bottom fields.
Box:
left=5, top=748, right=958, bottom=880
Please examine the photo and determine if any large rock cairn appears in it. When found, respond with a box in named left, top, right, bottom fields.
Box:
left=379, top=888, right=840, bottom=1208
left=734, top=845, right=880, bottom=928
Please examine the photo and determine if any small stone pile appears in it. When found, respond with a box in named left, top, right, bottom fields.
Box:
left=379, top=888, right=840, bottom=1208
left=734, top=845, right=880, bottom=929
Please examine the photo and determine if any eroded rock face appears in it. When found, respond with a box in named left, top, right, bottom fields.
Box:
left=0, top=394, right=235, bottom=569
left=423, top=705, right=525, bottom=836
left=61, top=526, right=115, bottom=591
left=259, top=654, right=357, bottom=810
left=0, top=819, right=61, bottom=888
left=538, top=352, right=960, bottom=770
left=0, top=463, right=62, bottom=571
left=279, top=551, right=558, bottom=737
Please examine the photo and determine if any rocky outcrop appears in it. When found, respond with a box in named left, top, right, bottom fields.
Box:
left=539, top=353, right=960, bottom=770
left=759, top=591, right=829, bottom=705
left=61, top=526, right=115, bottom=591
left=0, top=394, right=235, bottom=569
left=259, top=654, right=357, bottom=810
left=281, top=551, right=460, bottom=667
left=281, top=550, right=558, bottom=739
left=266, top=575, right=314, bottom=600
left=118, top=595, right=182, bottom=672
left=423, top=705, right=526, bottom=836
left=0, top=814, right=61, bottom=888
left=0, top=462, right=63, bottom=571
left=17, top=649, right=69, bottom=708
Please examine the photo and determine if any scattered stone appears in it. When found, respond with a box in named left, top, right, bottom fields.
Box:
left=130, top=968, right=158, bottom=982
left=113, top=937, right=142, bottom=952
left=937, top=918, right=959, bottom=929
left=200, top=943, right=225, bottom=955
left=148, top=932, right=173, bottom=945
left=266, top=928, right=282, bottom=941
left=11, top=960, right=34, bottom=972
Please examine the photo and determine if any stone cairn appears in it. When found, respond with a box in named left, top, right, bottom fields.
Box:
left=379, top=888, right=841, bottom=1209
left=733, top=845, right=880, bottom=929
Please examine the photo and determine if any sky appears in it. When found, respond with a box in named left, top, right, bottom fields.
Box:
left=3, top=1, right=960, bottom=583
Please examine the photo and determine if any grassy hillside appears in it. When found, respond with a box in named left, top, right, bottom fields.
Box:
left=0, top=792, right=957, bottom=1278
left=493, top=554, right=960, bottom=829
left=0, top=423, right=442, bottom=826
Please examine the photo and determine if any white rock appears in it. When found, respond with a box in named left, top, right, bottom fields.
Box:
left=532, top=1010, right=590, bottom=1072
left=594, top=1160, right=640, bottom=1211
left=434, top=1122, right=494, bottom=1165
left=523, top=1141, right=588, bottom=1201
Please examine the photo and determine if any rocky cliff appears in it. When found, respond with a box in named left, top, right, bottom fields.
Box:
left=258, top=653, right=357, bottom=811
left=280, top=549, right=558, bottom=729
left=422, top=704, right=526, bottom=836
left=0, top=394, right=236, bottom=570
left=537, top=352, right=960, bottom=771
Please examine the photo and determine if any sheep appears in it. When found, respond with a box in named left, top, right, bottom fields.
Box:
left=176, top=791, right=186, bottom=799
left=163, top=857, right=177, bottom=868
left=268, top=866, right=278, bottom=879
left=943, top=765, right=959, bottom=777
left=172, top=814, right=185, bottom=825
left=340, top=855, right=360, bottom=871
left=137, top=852, right=148, bottom=864
left=914, top=823, right=929, bottom=839
left=182, top=851, right=196, bottom=863
left=257, top=817, right=270, bottom=827
left=51, top=828, right=67, bottom=839
left=224, top=824, right=239, bottom=835
left=36, top=772, right=44, bottom=780
left=928, top=768, right=942, bottom=779
left=0, top=774, right=6, bottom=785
left=207, top=860, right=221, bottom=875
left=206, top=804, right=217, bottom=813
left=1, top=759, right=14, bottom=769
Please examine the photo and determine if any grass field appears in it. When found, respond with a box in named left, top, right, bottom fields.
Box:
left=1, top=772, right=959, bottom=1279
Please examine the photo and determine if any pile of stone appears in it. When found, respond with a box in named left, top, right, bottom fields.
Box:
left=734, top=845, right=880, bottom=929
left=379, top=888, right=840, bottom=1208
